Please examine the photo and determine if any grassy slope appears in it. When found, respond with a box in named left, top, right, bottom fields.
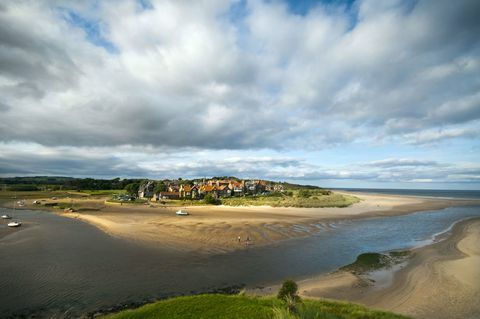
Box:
left=102, top=295, right=409, bottom=319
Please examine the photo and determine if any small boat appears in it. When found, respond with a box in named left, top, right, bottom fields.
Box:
left=1, top=214, right=12, bottom=219
left=7, top=221, right=22, bottom=227
left=175, top=209, right=189, bottom=216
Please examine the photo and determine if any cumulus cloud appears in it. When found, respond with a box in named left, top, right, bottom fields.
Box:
left=0, top=0, right=479, bottom=150
left=0, top=0, right=479, bottom=186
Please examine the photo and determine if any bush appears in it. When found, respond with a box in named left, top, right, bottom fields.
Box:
left=298, top=190, right=311, bottom=198
left=278, top=280, right=300, bottom=302
left=204, top=194, right=221, bottom=205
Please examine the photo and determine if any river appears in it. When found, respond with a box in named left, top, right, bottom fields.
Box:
left=1, top=205, right=480, bottom=318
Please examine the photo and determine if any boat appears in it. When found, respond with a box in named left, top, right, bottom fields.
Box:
left=175, top=209, right=189, bottom=216
left=7, top=221, right=22, bottom=227
left=6, top=193, right=22, bottom=226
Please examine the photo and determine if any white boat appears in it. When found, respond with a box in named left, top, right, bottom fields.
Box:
left=175, top=209, right=189, bottom=216
left=7, top=221, right=22, bottom=227
left=6, top=194, right=22, bottom=226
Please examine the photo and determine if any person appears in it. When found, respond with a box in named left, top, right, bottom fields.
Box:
left=237, top=236, right=241, bottom=243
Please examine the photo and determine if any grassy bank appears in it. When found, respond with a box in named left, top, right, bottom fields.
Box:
left=221, top=191, right=360, bottom=208
left=101, top=294, right=408, bottom=319
left=0, top=189, right=360, bottom=210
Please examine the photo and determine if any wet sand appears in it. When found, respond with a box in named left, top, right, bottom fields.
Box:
left=55, top=192, right=478, bottom=254
left=251, top=217, right=480, bottom=319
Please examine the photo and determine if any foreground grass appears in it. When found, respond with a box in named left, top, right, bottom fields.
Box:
left=102, top=294, right=409, bottom=319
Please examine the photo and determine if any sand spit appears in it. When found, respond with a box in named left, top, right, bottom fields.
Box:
left=60, top=192, right=479, bottom=254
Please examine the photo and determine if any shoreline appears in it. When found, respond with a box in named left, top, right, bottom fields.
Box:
left=5, top=191, right=479, bottom=254
left=249, top=217, right=480, bottom=319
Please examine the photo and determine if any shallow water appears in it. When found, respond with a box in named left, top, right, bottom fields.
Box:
left=1, top=205, right=479, bottom=318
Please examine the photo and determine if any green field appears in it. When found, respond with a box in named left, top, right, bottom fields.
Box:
left=101, top=294, right=409, bottom=319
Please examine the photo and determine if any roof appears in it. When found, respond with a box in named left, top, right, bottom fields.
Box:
left=159, top=192, right=180, bottom=196
left=200, top=185, right=216, bottom=192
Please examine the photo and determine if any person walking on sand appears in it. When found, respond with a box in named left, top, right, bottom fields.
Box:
left=237, top=236, right=241, bottom=243
left=245, top=236, right=251, bottom=246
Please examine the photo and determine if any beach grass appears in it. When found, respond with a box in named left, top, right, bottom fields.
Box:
left=101, top=294, right=409, bottom=319
left=221, top=191, right=360, bottom=208
left=341, top=251, right=411, bottom=274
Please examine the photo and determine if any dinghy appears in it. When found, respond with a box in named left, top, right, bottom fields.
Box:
left=175, top=209, right=189, bottom=216
left=7, top=221, right=22, bottom=227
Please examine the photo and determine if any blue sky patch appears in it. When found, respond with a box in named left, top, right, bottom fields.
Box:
left=61, top=9, right=118, bottom=54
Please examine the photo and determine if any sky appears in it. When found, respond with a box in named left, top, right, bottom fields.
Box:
left=0, top=0, right=479, bottom=189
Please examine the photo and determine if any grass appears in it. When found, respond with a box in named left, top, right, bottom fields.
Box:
left=221, top=191, right=360, bottom=208
left=101, top=294, right=409, bottom=319
left=341, top=251, right=411, bottom=274
left=0, top=189, right=360, bottom=210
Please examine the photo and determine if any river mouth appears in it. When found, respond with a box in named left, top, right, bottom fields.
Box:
left=1, top=205, right=479, bottom=318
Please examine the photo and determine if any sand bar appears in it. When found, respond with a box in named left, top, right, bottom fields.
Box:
left=52, top=192, right=480, bottom=253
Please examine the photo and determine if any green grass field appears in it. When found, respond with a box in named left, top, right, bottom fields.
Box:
left=101, top=294, right=409, bottom=319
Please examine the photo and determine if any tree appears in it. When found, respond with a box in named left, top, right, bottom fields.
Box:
left=204, top=194, right=221, bottom=205
left=277, top=279, right=300, bottom=302
left=124, top=182, right=140, bottom=197
left=154, top=182, right=167, bottom=193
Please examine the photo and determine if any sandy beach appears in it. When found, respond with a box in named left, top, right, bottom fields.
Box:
left=53, top=192, right=479, bottom=253
left=250, top=217, right=480, bottom=319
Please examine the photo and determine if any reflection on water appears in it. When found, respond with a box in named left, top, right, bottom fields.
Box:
left=1, top=206, right=479, bottom=318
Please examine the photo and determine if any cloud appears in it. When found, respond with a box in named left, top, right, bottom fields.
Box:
left=0, top=0, right=478, bottom=151
left=0, top=0, right=479, bottom=187
left=366, top=159, right=439, bottom=168
left=0, top=141, right=478, bottom=185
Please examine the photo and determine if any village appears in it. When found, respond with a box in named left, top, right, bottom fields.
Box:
left=136, top=178, right=285, bottom=201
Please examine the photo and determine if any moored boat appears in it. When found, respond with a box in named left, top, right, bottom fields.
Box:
left=175, top=209, right=189, bottom=216
left=1, top=214, right=12, bottom=219
left=7, top=221, right=22, bottom=227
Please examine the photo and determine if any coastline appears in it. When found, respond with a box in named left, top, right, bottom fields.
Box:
left=250, top=217, right=480, bottom=319
left=48, top=192, right=480, bottom=253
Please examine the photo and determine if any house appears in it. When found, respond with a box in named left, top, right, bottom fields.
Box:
left=199, top=185, right=217, bottom=198
left=158, top=191, right=180, bottom=200
left=190, top=185, right=200, bottom=199
left=217, top=184, right=231, bottom=197
left=230, top=181, right=245, bottom=196
left=168, top=185, right=179, bottom=193
left=244, top=180, right=258, bottom=194
left=138, top=180, right=155, bottom=198
left=179, top=184, right=193, bottom=198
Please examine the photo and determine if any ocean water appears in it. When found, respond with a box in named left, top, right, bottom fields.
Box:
left=333, top=188, right=480, bottom=199
left=0, top=204, right=479, bottom=317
